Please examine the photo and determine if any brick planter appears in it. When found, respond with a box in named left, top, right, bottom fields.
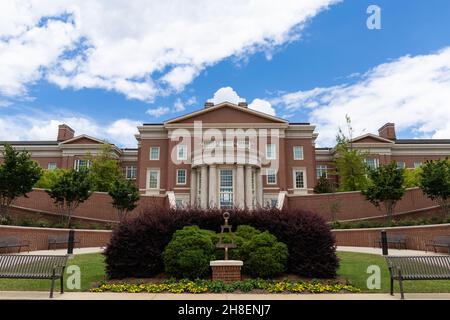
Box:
left=210, top=260, right=243, bottom=282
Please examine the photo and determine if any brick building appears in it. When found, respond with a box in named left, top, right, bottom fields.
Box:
left=1, top=101, right=449, bottom=208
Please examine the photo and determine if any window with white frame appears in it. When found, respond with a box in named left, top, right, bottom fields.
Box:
left=237, top=140, right=250, bottom=149
left=266, top=198, right=278, bottom=208
left=364, top=158, right=379, bottom=170
left=175, top=199, right=184, bottom=208
left=219, top=169, right=233, bottom=209
left=74, top=159, right=91, bottom=171
left=266, top=144, right=276, bottom=160
left=176, top=169, right=186, bottom=185
left=414, top=161, right=422, bottom=169
left=266, top=169, right=277, bottom=184
left=293, top=146, right=304, bottom=160
left=47, top=162, right=57, bottom=170
left=177, top=145, right=187, bottom=161
left=125, top=166, right=137, bottom=180
left=149, top=147, right=160, bottom=160
left=293, top=169, right=306, bottom=189
left=148, top=169, right=160, bottom=189
left=316, top=165, right=328, bottom=178
left=396, top=161, right=406, bottom=169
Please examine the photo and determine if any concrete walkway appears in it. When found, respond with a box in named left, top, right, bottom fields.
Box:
left=336, top=246, right=442, bottom=256
left=19, top=247, right=104, bottom=256
left=0, top=291, right=449, bottom=300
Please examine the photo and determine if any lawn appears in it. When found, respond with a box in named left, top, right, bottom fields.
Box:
left=0, top=251, right=449, bottom=293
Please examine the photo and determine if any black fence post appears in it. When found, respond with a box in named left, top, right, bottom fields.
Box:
left=381, top=230, right=388, bottom=256
left=67, top=229, right=75, bottom=254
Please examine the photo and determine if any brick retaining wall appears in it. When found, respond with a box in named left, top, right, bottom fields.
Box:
left=0, top=225, right=112, bottom=252
left=332, top=223, right=450, bottom=253
left=13, top=188, right=167, bottom=222
left=286, top=187, right=438, bottom=221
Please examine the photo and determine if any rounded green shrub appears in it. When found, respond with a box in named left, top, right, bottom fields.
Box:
left=162, top=225, right=216, bottom=279
left=239, top=231, right=288, bottom=278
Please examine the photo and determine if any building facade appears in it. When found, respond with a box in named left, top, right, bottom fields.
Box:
left=1, top=101, right=450, bottom=209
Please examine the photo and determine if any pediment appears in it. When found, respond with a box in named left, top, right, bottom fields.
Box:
left=165, top=102, right=287, bottom=125
left=60, top=135, right=105, bottom=145
left=351, top=134, right=394, bottom=144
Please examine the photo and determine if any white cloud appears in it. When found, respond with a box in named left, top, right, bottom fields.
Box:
left=0, top=0, right=338, bottom=101
left=146, top=106, right=170, bottom=118
left=210, top=86, right=245, bottom=105
left=275, top=47, right=450, bottom=146
left=248, top=98, right=276, bottom=116
left=173, top=98, right=185, bottom=112
left=0, top=113, right=141, bottom=147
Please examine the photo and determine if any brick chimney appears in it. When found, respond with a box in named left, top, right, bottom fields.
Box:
left=378, top=123, right=396, bottom=140
left=57, top=124, right=75, bottom=142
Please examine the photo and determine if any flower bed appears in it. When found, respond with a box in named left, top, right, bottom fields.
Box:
left=91, top=279, right=360, bottom=294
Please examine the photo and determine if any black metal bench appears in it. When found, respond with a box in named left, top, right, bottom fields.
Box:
left=385, top=255, right=450, bottom=299
left=425, top=236, right=450, bottom=254
left=0, top=236, right=30, bottom=253
left=48, top=235, right=79, bottom=250
left=375, top=234, right=407, bottom=249
left=0, top=255, right=69, bottom=298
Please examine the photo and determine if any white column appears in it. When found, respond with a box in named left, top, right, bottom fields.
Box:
left=200, top=165, right=208, bottom=209
left=236, top=165, right=245, bottom=208
left=245, top=165, right=253, bottom=209
left=208, top=165, right=217, bottom=208
left=190, top=168, right=197, bottom=206
left=256, top=168, right=263, bottom=207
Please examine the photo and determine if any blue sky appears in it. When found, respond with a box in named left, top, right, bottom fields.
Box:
left=0, top=0, right=449, bottom=147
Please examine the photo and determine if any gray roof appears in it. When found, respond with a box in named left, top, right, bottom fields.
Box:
left=0, top=141, right=59, bottom=146
left=395, top=139, right=450, bottom=144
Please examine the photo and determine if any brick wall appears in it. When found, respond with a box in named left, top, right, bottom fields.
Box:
left=0, top=225, right=112, bottom=252
left=211, top=265, right=242, bottom=282
left=13, top=188, right=168, bottom=222
left=332, top=223, right=450, bottom=252
left=286, top=187, right=438, bottom=221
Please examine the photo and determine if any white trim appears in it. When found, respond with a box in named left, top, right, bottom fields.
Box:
left=292, top=168, right=307, bottom=190
left=177, top=144, right=187, bottom=161
left=351, top=133, right=394, bottom=144
left=147, top=168, right=160, bottom=190
left=266, top=144, right=276, bottom=160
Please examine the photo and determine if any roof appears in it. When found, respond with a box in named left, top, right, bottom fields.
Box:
left=395, top=139, right=450, bottom=144
left=0, top=141, right=59, bottom=146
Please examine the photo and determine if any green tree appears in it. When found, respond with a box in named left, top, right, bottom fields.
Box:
left=334, top=116, right=368, bottom=191
left=87, top=144, right=121, bottom=192
left=403, top=167, right=422, bottom=188
left=34, top=168, right=68, bottom=189
left=46, top=169, right=92, bottom=227
left=362, top=162, right=406, bottom=221
left=108, top=178, right=140, bottom=221
left=0, top=144, right=42, bottom=219
left=313, top=175, right=335, bottom=194
left=419, top=158, right=450, bottom=215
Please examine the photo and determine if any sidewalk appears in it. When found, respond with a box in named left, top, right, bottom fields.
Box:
left=1, top=291, right=449, bottom=300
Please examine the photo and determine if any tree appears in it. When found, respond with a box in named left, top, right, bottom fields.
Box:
left=419, top=158, right=450, bottom=216
left=362, top=162, right=406, bottom=221
left=34, top=168, right=68, bottom=189
left=108, top=178, right=140, bottom=221
left=46, top=169, right=92, bottom=227
left=313, top=175, right=335, bottom=194
left=87, top=144, right=121, bottom=192
left=334, top=116, right=368, bottom=191
left=0, top=144, right=42, bottom=219
left=403, top=167, right=422, bottom=188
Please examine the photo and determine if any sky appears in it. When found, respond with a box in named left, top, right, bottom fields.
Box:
left=0, top=0, right=449, bottom=147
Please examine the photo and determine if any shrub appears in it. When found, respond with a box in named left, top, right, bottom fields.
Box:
left=162, top=226, right=216, bottom=279
left=240, top=231, right=288, bottom=278
left=104, top=207, right=338, bottom=279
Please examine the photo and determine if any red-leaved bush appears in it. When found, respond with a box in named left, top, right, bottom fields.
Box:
left=104, top=207, right=339, bottom=279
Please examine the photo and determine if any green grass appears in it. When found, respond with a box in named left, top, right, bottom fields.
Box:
left=0, top=253, right=106, bottom=292
left=337, top=251, right=450, bottom=293
left=1, top=251, right=449, bottom=293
